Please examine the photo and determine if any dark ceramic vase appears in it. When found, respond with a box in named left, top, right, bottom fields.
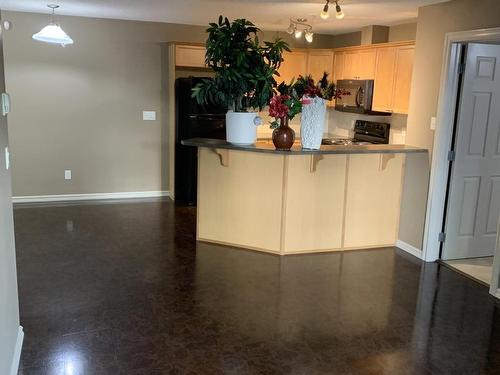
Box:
left=272, top=117, right=295, bottom=151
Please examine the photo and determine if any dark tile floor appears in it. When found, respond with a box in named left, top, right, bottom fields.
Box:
left=13, top=199, right=500, bottom=374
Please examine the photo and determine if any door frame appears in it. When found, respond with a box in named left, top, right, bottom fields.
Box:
left=423, top=27, right=500, bottom=263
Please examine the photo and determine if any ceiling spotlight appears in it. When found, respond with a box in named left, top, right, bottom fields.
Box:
left=305, top=30, right=314, bottom=43
left=320, top=1, right=330, bottom=19
left=32, top=4, right=74, bottom=46
left=335, top=1, right=345, bottom=19
left=286, top=19, right=313, bottom=42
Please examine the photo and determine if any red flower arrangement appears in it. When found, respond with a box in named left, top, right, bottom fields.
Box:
left=269, top=95, right=291, bottom=119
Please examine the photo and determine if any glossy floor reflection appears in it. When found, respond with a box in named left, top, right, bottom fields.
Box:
left=13, top=200, right=500, bottom=374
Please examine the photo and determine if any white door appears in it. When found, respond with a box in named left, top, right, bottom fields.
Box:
left=442, top=43, right=500, bottom=260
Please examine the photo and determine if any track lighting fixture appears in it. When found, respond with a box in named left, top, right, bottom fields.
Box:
left=286, top=18, right=314, bottom=43
left=320, top=0, right=330, bottom=20
left=319, top=0, right=344, bottom=21
left=335, top=1, right=345, bottom=19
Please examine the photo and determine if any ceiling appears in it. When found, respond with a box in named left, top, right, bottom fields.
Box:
left=0, top=0, right=450, bottom=35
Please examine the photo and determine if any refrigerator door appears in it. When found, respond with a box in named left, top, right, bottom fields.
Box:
left=174, top=77, right=226, bottom=205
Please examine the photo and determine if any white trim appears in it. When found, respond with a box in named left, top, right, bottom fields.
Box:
left=9, top=326, right=23, bottom=375
left=396, top=240, right=423, bottom=260
left=423, top=27, right=500, bottom=262
left=12, top=190, right=172, bottom=204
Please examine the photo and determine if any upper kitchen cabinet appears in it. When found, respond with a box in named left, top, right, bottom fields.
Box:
left=333, top=52, right=345, bottom=82
left=175, top=44, right=207, bottom=68
left=372, top=44, right=415, bottom=114
left=277, top=51, right=308, bottom=85
left=342, top=49, right=376, bottom=80
left=307, top=50, right=334, bottom=81
left=392, top=45, right=415, bottom=114
left=372, top=47, right=397, bottom=112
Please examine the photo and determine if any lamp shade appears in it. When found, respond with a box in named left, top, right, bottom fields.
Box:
left=32, top=23, right=74, bottom=45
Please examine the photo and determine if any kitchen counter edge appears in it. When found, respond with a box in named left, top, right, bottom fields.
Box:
left=181, top=138, right=428, bottom=155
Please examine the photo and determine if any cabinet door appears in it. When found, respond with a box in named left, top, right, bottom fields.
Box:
left=333, top=52, right=345, bottom=82
left=308, top=51, right=335, bottom=106
left=307, top=51, right=334, bottom=81
left=343, top=51, right=359, bottom=79
left=343, top=154, right=404, bottom=248
left=357, top=49, right=377, bottom=79
left=392, top=46, right=415, bottom=114
left=277, top=51, right=308, bottom=85
left=372, top=47, right=397, bottom=112
left=175, top=45, right=206, bottom=68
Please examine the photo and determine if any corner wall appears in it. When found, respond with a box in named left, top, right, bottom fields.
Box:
left=398, top=0, right=500, bottom=250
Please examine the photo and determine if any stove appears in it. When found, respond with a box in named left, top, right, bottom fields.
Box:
left=322, top=120, right=390, bottom=146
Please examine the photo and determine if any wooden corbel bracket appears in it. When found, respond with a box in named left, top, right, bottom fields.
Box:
left=309, top=154, right=324, bottom=173
left=211, top=148, right=230, bottom=167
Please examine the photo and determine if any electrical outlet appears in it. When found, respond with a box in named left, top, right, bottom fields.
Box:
left=64, top=169, right=72, bottom=180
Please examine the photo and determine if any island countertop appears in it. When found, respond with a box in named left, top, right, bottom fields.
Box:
left=182, top=138, right=428, bottom=155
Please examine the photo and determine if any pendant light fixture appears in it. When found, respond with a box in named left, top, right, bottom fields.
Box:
left=320, top=0, right=345, bottom=20
left=32, top=4, right=74, bottom=46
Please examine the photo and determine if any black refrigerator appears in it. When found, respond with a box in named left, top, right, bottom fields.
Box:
left=175, top=77, right=226, bottom=205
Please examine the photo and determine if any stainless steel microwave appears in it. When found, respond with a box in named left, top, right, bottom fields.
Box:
left=335, top=79, right=374, bottom=114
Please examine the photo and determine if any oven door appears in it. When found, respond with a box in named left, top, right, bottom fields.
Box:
left=335, top=79, right=373, bottom=113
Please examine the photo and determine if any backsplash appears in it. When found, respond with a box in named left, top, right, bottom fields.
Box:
left=326, top=110, right=407, bottom=144
left=257, top=108, right=407, bottom=144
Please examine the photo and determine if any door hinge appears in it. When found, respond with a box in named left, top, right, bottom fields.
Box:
left=458, top=63, right=466, bottom=74
left=438, top=232, right=446, bottom=243
left=447, top=150, right=456, bottom=162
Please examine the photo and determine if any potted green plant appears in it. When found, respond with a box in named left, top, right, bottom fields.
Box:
left=192, top=16, right=290, bottom=145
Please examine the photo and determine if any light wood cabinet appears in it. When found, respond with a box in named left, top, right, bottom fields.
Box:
left=372, top=45, right=414, bottom=114
left=392, top=46, right=415, bottom=114
left=307, top=50, right=335, bottom=106
left=275, top=42, right=414, bottom=114
left=343, top=51, right=359, bottom=80
left=307, top=50, right=334, bottom=81
left=357, top=50, right=377, bottom=79
left=277, top=51, right=308, bottom=84
left=333, top=52, right=345, bottom=82
left=372, top=47, right=397, bottom=112
left=175, top=45, right=206, bottom=68
left=343, top=154, right=404, bottom=248
left=342, top=50, right=376, bottom=80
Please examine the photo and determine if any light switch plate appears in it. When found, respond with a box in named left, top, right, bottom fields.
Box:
left=64, top=170, right=72, bottom=180
left=2, top=93, right=10, bottom=116
left=430, top=116, right=437, bottom=130
left=4, top=147, right=9, bottom=170
left=143, top=111, right=156, bottom=121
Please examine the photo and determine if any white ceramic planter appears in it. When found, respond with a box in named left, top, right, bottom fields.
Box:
left=226, top=111, right=262, bottom=145
left=301, top=96, right=327, bottom=150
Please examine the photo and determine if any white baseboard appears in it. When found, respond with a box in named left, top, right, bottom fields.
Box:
left=12, top=190, right=172, bottom=204
left=9, top=326, right=23, bottom=375
left=396, top=240, right=423, bottom=260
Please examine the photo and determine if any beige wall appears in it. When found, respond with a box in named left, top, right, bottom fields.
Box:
left=330, top=31, right=362, bottom=48
left=2, top=11, right=337, bottom=197
left=398, top=0, right=500, bottom=249
left=388, top=22, right=417, bottom=42
left=0, top=24, right=20, bottom=374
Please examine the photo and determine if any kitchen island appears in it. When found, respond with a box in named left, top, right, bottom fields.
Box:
left=183, top=138, right=427, bottom=255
